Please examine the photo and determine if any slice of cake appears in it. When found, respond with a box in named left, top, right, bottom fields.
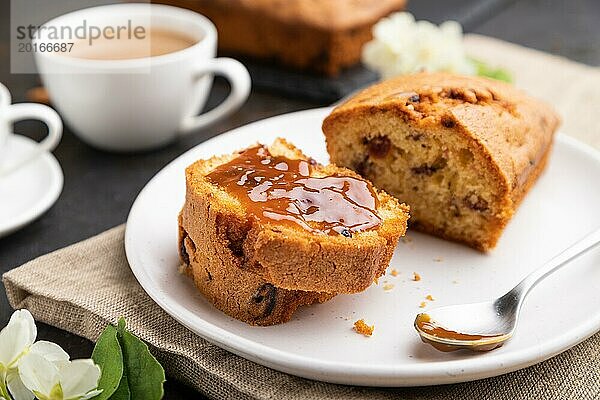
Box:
left=180, top=138, right=409, bottom=296
left=323, top=72, right=560, bottom=251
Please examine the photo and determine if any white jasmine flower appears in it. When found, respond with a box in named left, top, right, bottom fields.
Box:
left=362, top=12, right=475, bottom=79
left=0, top=308, right=70, bottom=400
left=0, top=310, right=36, bottom=400
left=0, top=310, right=101, bottom=400
left=7, top=341, right=70, bottom=400
left=0, top=310, right=36, bottom=372
left=18, top=354, right=101, bottom=400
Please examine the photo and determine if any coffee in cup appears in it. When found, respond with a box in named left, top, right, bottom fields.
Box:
left=68, top=27, right=199, bottom=60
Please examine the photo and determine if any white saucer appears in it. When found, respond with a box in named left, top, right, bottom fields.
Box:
left=126, top=108, right=600, bottom=386
left=0, top=135, right=63, bottom=238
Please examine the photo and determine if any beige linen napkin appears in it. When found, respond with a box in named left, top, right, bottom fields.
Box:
left=3, top=36, right=600, bottom=399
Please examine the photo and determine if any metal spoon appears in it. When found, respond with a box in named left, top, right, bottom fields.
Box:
left=414, top=227, right=600, bottom=352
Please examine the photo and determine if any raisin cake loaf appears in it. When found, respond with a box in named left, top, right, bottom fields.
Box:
left=154, top=0, right=406, bottom=75
left=179, top=138, right=409, bottom=302
left=323, top=72, right=560, bottom=251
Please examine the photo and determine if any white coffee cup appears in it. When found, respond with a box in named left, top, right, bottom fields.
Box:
left=0, top=82, right=62, bottom=175
left=33, top=4, right=251, bottom=152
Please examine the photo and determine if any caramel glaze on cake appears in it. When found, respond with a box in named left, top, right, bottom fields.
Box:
left=323, top=72, right=560, bottom=251
left=179, top=138, right=409, bottom=325
left=204, top=145, right=382, bottom=236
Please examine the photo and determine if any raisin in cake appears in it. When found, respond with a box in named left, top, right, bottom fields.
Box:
left=323, top=72, right=560, bottom=251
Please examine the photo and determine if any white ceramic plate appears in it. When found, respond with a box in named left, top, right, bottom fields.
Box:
left=0, top=135, right=63, bottom=238
left=125, top=107, right=600, bottom=387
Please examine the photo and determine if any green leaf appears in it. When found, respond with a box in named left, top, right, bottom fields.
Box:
left=91, top=325, right=124, bottom=400
left=469, top=58, right=513, bottom=83
left=90, top=318, right=165, bottom=400
left=109, top=374, right=131, bottom=400
left=116, top=318, right=165, bottom=400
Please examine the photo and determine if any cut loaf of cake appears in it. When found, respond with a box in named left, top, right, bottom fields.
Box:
left=180, top=138, right=409, bottom=295
left=323, top=72, right=560, bottom=251
left=154, top=0, right=406, bottom=75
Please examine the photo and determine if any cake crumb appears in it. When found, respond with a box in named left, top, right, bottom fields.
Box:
left=413, top=272, right=421, bottom=281
left=433, top=257, right=443, bottom=262
left=452, top=280, right=459, bottom=284
left=419, top=301, right=427, bottom=308
left=353, top=319, right=374, bottom=337
left=373, top=277, right=379, bottom=285
left=426, top=294, right=435, bottom=301
left=383, top=283, right=394, bottom=291
left=178, top=264, right=188, bottom=274
left=390, top=268, right=399, bottom=277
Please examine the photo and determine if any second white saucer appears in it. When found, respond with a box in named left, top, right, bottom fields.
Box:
left=0, top=134, right=63, bottom=238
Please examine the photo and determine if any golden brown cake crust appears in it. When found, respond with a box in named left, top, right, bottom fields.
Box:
left=154, top=0, right=406, bottom=75
left=181, top=138, right=409, bottom=293
left=323, top=72, right=560, bottom=251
